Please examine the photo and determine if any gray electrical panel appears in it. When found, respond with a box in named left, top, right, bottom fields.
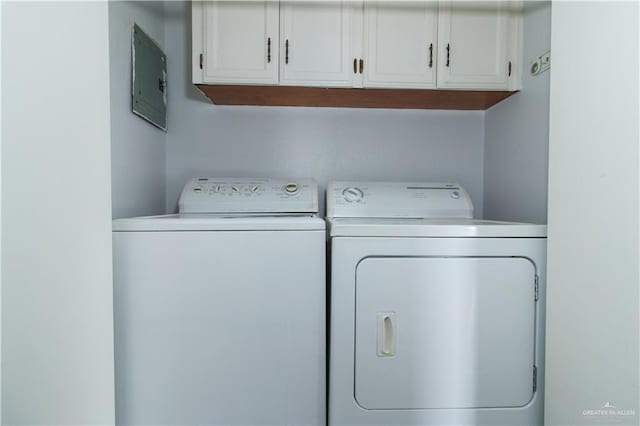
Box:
left=132, top=23, right=167, bottom=131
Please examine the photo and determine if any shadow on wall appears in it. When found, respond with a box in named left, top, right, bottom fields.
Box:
left=482, top=0, right=551, bottom=224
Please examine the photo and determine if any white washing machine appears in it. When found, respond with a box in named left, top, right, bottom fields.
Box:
left=113, top=177, right=326, bottom=426
left=327, top=181, right=547, bottom=426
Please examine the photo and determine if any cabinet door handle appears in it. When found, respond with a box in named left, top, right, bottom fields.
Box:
left=353, top=58, right=357, bottom=74
left=285, top=39, right=289, bottom=64
left=267, top=37, right=271, bottom=63
left=359, top=58, right=364, bottom=74
left=508, top=60, right=512, bottom=76
left=446, top=43, right=450, bottom=67
left=428, top=43, right=433, bottom=68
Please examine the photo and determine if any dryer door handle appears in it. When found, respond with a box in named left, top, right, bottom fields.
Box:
left=377, top=313, right=395, bottom=357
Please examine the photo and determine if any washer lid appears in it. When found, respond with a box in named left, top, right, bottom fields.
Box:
left=326, top=181, right=473, bottom=219
left=328, top=218, right=547, bottom=238
left=113, top=214, right=326, bottom=232
left=179, top=177, right=318, bottom=214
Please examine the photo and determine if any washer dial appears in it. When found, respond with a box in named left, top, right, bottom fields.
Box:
left=285, top=182, right=299, bottom=194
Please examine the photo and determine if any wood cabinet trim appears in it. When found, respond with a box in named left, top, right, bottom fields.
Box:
left=196, top=85, right=516, bottom=110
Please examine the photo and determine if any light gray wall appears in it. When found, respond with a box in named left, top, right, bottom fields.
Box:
left=545, top=2, right=639, bottom=425
left=109, top=1, right=167, bottom=219
left=2, top=2, right=115, bottom=424
left=163, top=1, right=485, bottom=217
left=482, top=1, right=551, bottom=224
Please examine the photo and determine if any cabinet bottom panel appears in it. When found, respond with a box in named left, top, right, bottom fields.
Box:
left=196, top=84, right=516, bottom=110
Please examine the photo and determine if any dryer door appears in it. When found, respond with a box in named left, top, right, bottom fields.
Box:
left=355, top=257, right=536, bottom=410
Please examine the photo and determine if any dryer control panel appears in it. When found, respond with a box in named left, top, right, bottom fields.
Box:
left=326, top=181, right=473, bottom=219
left=179, top=177, right=318, bottom=214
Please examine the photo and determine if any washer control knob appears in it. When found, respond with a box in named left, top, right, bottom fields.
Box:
left=451, top=190, right=460, bottom=199
left=231, top=186, right=240, bottom=193
left=193, top=186, right=203, bottom=193
left=285, top=182, right=299, bottom=194
left=342, top=187, right=364, bottom=203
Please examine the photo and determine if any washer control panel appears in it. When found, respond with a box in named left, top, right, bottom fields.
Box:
left=327, top=181, right=473, bottom=219
left=179, top=177, right=318, bottom=214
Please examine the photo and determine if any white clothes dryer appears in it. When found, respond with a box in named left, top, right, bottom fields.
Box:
left=113, top=178, right=325, bottom=426
left=327, top=181, right=546, bottom=426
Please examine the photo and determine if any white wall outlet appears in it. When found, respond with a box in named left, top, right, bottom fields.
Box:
left=530, top=50, right=551, bottom=76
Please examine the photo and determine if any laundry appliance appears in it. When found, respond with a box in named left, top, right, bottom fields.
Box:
left=113, top=177, right=326, bottom=426
left=327, top=181, right=547, bottom=426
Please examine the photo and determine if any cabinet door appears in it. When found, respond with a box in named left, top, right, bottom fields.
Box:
left=280, top=1, right=358, bottom=87
left=437, top=1, right=510, bottom=90
left=202, top=1, right=278, bottom=84
left=363, top=1, right=437, bottom=89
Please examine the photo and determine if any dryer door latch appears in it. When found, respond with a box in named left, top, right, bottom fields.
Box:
left=377, top=312, right=396, bottom=357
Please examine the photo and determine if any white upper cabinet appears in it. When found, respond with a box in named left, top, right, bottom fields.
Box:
left=363, top=1, right=438, bottom=89
left=192, top=1, right=522, bottom=93
left=280, top=1, right=359, bottom=87
left=195, top=1, right=279, bottom=84
left=437, top=1, right=516, bottom=90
